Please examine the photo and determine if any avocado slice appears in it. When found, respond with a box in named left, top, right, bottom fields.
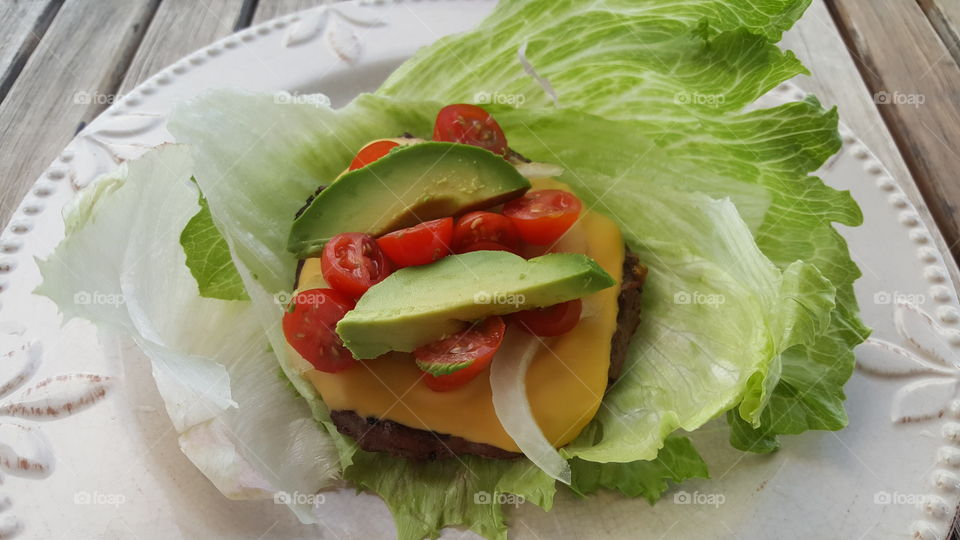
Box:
left=288, top=142, right=531, bottom=257
left=336, top=251, right=616, bottom=359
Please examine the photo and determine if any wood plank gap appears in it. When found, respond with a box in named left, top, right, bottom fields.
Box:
left=118, top=0, right=249, bottom=95
left=252, top=0, right=330, bottom=24
left=951, top=498, right=960, bottom=540
left=235, top=0, right=260, bottom=30
left=0, top=0, right=64, bottom=106
left=918, top=0, right=960, bottom=67
left=87, top=0, right=162, bottom=120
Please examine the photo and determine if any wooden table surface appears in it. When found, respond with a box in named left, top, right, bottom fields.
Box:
left=2, top=0, right=960, bottom=536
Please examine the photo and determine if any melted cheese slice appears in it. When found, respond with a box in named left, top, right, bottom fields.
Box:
left=290, top=178, right=624, bottom=452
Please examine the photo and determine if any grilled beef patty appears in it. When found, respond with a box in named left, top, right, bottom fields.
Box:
left=608, top=251, right=646, bottom=381
left=317, top=250, right=647, bottom=461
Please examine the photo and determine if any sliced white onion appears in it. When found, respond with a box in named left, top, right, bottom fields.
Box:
left=579, top=298, right=600, bottom=320
left=514, top=161, right=565, bottom=179
left=518, top=41, right=559, bottom=106
left=489, top=328, right=572, bottom=484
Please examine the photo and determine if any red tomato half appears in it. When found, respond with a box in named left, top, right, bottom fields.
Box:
left=349, top=140, right=400, bottom=171
left=321, top=233, right=393, bottom=299
left=416, top=317, right=506, bottom=392
left=433, top=104, right=508, bottom=156
left=376, top=217, right=453, bottom=268
left=503, top=190, right=583, bottom=245
left=452, top=211, right=521, bottom=254
left=511, top=299, right=582, bottom=337
left=282, top=288, right=356, bottom=373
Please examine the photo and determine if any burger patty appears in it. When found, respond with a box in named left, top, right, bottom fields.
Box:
left=322, top=249, right=647, bottom=461
left=330, top=409, right=522, bottom=460
left=609, top=251, right=647, bottom=381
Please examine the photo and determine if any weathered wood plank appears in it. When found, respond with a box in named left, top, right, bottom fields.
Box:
left=0, top=0, right=159, bottom=225
left=827, top=0, right=960, bottom=260
left=919, top=0, right=960, bottom=65
left=118, top=0, right=248, bottom=95
left=0, top=0, right=61, bottom=104
left=783, top=1, right=913, bottom=185
left=253, top=0, right=329, bottom=24
left=782, top=0, right=960, bottom=287
left=932, top=0, right=960, bottom=32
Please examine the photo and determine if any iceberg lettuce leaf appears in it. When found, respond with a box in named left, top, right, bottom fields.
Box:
left=346, top=451, right=555, bottom=540
left=180, top=183, right=248, bottom=301
left=569, top=435, right=709, bottom=503
left=36, top=145, right=341, bottom=522
left=379, top=1, right=813, bottom=113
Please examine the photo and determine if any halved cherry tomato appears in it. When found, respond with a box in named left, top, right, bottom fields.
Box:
left=503, top=190, right=583, bottom=245
left=376, top=217, right=453, bottom=268
left=433, top=104, right=508, bottom=156
left=349, top=140, right=400, bottom=171
left=416, top=317, right=506, bottom=392
left=511, top=299, right=582, bottom=337
left=282, top=288, right=356, bottom=373
left=452, top=211, right=521, bottom=254
left=321, top=232, right=393, bottom=299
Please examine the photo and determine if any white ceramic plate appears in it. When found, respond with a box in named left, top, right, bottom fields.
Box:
left=2, top=2, right=960, bottom=539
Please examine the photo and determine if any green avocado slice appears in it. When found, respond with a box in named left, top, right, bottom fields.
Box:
left=287, top=142, right=531, bottom=258
left=336, top=250, right=616, bottom=359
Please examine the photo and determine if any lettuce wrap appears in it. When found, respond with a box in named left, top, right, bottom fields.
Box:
left=36, top=0, right=867, bottom=538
